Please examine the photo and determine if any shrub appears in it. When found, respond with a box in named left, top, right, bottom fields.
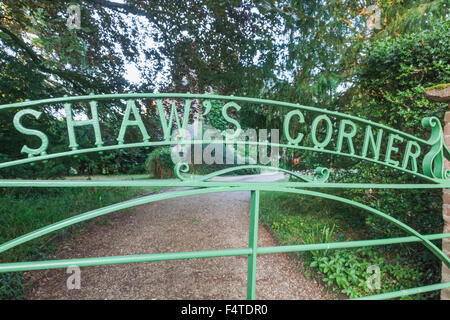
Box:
left=145, top=147, right=175, bottom=178
left=332, top=18, right=449, bottom=297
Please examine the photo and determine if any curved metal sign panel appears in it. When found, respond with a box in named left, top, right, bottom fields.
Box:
left=0, top=93, right=449, bottom=300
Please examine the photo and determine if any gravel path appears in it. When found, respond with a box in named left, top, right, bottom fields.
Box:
left=26, top=173, right=330, bottom=300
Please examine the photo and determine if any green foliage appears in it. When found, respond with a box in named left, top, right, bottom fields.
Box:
left=349, top=19, right=449, bottom=131
left=0, top=272, right=26, bottom=300
left=301, top=224, right=336, bottom=259
left=331, top=19, right=449, bottom=298
left=207, top=100, right=229, bottom=132
left=309, top=247, right=420, bottom=299
left=145, top=147, right=174, bottom=179
left=333, top=168, right=444, bottom=299
left=335, top=166, right=443, bottom=238
left=260, top=191, right=437, bottom=299
left=374, top=0, right=448, bottom=38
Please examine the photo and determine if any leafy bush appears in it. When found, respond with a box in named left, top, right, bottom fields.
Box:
left=145, top=147, right=175, bottom=178
left=207, top=99, right=229, bottom=132
left=332, top=19, right=450, bottom=297
left=309, top=247, right=420, bottom=299
left=350, top=19, right=449, bottom=130
left=259, top=191, right=436, bottom=299
left=0, top=153, right=68, bottom=179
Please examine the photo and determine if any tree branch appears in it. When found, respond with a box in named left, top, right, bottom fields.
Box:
left=84, top=0, right=173, bottom=39
left=86, top=0, right=169, bottom=17
left=0, top=24, right=42, bottom=65
left=0, top=24, right=93, bottom=94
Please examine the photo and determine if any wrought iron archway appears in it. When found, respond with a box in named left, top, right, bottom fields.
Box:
left=0, top=93, right=449, bottom=300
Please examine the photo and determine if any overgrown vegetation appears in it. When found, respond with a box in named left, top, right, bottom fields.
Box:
left=259, top=191, right=439, bottom=299
left=330, top=18, right=448, bottom=298
left=145, top=147, right=175, bottom=179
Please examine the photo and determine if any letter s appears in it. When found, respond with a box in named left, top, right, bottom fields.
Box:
left=13, top=109, right=49, bottom=157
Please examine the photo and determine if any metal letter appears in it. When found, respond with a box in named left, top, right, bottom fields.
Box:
left=13, top=109, right=49, bottom=157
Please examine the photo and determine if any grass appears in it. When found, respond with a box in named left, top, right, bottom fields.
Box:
left=259, top=190, right=435, bottom=299
left=0, top=174, right=161, bottom=300
left=424, top=83, right=450, bottom=90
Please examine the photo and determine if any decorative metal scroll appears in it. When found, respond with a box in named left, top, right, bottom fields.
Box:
left=174, top=163, right=330, bottom=183
left=0, top=93, right=449, bottom=300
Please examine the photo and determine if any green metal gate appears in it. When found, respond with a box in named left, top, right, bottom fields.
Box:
left=0, top=93, right=449, bottom=300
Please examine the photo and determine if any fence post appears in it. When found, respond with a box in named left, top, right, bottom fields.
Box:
left=425, top=84, right=450, bottom=300
left=247, top=190, right=260, bottom=300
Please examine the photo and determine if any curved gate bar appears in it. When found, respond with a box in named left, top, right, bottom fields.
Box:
left=0, top=186, right=236, bottom=254
left=1, top=186, right=449, bottom=269
left=0, top=140, right=441, bottom=183
left=1, top=179, right=450, bottom=189
left=352, top=282, right=450, bottom=300
left=174, top=163, right=330, bottom=182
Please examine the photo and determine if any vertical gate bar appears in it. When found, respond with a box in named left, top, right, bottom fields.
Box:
left=246, top=190, right=260, bottom=300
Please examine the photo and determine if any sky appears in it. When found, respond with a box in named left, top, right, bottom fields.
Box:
left=93, top=1, right=370, bottom=93
left=100, top=0, right=294, bottom=89
left=107, top=0, right=169, bottom=88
